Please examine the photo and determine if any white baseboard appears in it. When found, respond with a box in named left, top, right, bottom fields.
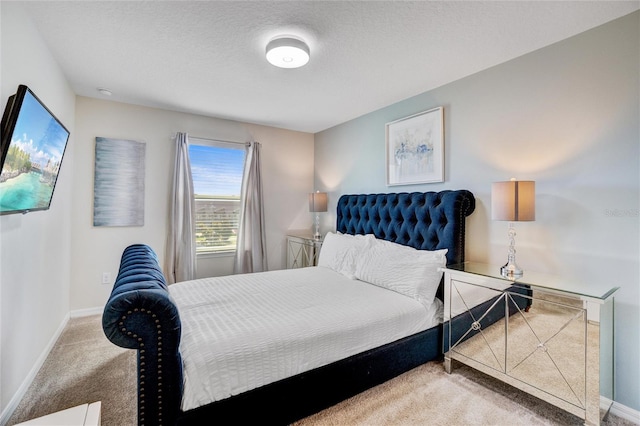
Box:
left=0, top=313, right=70, bottom=425
left=601, top=396, right=640, bottom=424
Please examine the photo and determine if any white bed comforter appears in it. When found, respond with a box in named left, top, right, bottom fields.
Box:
left=169, top=266, right=442, bottom=411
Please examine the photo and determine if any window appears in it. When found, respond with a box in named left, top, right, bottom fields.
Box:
left=189, top=140, right=246, bottom=254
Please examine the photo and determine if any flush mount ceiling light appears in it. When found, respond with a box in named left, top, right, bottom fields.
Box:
left=265, top=37, right=310, bottom=69
left=97, top=87, right=112, bottom=96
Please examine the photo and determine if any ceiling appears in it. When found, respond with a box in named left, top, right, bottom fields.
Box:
left=22, top=1, right=639, bottom=134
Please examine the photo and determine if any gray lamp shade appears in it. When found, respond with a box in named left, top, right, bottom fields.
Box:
left=308, top=191, right=328, bottom=212
left=491, top=180, right=535, bottom=221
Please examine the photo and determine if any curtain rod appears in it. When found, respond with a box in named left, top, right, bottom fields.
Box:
left=171, top=133, right=251, bottom=146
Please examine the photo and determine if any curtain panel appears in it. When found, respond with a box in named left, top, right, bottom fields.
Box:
left=234, top=141, right=267, bottom=274
left=165, top=132, right=197, bottom=283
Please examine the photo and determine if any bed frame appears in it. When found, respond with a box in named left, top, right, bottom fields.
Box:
left=102, top=190, right=476, bottom=425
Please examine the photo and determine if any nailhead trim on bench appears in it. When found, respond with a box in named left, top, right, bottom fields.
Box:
left=119, top=308, right=164, bottom=426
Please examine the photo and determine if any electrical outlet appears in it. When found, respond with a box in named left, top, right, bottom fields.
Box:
left=102, top=272, right=111, bottom=285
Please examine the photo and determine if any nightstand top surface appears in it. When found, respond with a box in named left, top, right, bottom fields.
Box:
left=445, top=262, right=619, bottom=302
left=286, top=229, right=323, bottom=241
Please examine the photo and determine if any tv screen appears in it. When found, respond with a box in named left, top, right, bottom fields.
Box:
left=0, top=85, right=70, bottom=215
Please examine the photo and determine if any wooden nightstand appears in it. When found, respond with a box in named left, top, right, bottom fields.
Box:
left=442, top=262, right=618, bottom=426
left=286, top=230, right=323, bottom=268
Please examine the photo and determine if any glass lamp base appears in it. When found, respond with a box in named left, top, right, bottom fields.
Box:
left=501, top=222, right=523, bottom=279
left=314, top=214, right=321, bottom=240
left=501, top=261, right=523, bottom=279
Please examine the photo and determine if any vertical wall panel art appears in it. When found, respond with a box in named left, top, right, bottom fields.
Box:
left=93, top=137, right=146, bottom=226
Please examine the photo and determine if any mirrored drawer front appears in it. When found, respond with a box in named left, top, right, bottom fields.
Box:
left=286, top=235, right=322, bottom=268
left=447, top=279, right=590, bottom=417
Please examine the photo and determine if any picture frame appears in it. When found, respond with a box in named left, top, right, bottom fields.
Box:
left=385, top=106, right=444, bottom=186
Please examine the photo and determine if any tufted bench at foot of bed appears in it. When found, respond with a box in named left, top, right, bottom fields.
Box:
left=102, top=244, right=183, bottom=426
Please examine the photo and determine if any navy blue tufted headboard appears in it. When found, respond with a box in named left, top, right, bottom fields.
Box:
left=336, top=190, right=475, bottom=266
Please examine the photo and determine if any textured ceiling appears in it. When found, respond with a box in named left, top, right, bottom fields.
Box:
left=22, top=1, right=639, bottom=133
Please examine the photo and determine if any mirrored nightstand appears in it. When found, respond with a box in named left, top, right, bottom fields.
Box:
left=286, top=230, right=323, bottom=269
left=442, top=262, right=618, bottom=426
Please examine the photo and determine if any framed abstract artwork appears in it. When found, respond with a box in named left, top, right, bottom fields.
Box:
left=93, top=137, right=146, bottom=226
left=385, top=107, right=444, bottom=186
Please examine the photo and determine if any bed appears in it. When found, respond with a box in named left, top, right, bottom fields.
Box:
left=102, top=190, right=476, bottom=425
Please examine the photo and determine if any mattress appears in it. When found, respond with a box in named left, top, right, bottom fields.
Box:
left=169, top=266, right=442, bottom=411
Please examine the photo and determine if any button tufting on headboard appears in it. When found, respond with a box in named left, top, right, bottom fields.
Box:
left=336, top=190, right=475, bottom=266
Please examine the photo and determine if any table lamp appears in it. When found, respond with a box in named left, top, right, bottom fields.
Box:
left=309, top=191, right=328, bottom=239
left=491, top=179, right=535, bottom=278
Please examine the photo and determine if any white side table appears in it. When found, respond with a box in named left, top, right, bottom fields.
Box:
left=286, top=230, right=323, bottom=268
left=16, top=401, right=101, bottom=425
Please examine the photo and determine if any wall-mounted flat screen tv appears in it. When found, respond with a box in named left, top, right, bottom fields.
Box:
left=0, top=85, right=70, bottom=215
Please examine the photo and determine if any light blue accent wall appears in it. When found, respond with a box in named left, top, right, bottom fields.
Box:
left=315, top=12, right=639, bottom=411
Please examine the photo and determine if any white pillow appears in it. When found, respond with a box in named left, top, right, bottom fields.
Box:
left=354, top=237, right=448, bottom=305
left=317, top=232, right=374, bottom=279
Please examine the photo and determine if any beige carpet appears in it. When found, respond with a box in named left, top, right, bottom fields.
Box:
left=6, top=315, right=136, bottom=426
left=6, top=315, right=635, bottom=426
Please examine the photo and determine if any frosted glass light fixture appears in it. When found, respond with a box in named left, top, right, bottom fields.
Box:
left=308, top=191, right=328, bottom=239
left=266, top=37, right=310, bottom=68
left=492, top=179, right=535, bottom=278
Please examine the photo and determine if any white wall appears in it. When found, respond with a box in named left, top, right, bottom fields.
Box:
left=315, top=12, right=639, bottom=411
left=71, top=97, right=314, bottom=310
left=0, top=2, right=76, bottom=414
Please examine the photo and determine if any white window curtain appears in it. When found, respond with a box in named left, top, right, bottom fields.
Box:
left=234, top=141, right=267, bottom=274
left=165, top=132, right=196, bottom=284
